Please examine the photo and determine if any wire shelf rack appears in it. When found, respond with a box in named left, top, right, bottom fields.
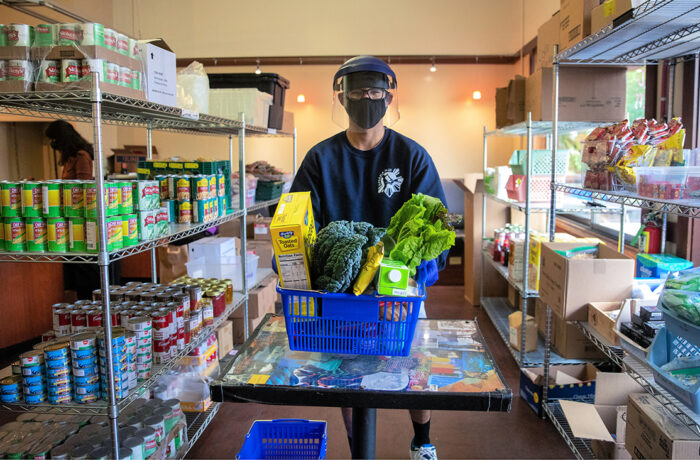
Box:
left=179, top=402, right=222, bottom=458
left=485, top=121, right=601, bottom=137
left=544, top=401, right=596, bottom=460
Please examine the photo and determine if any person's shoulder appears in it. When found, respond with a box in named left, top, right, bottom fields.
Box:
left=76, top=149, right=92, bottom=160
left=387, top=129, right=429, bottom=158
left=309, top=131, right=346, bottom=154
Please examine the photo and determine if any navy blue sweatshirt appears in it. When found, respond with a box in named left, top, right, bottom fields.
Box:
left=290, top=128, right=449, bottom=268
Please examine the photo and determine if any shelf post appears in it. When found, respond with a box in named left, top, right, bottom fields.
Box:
left=661, top=211, right=667, bottom=254
left=618, top=204, right=626, bottom=253
left=146, top=125, right=157, bottom=283
left=520, top=112, right=533, bottom=365
left=542, top=305, right=552, bottom=416
left=667, top=58, right=676, bottom=122
left=549, top=45, right=559, bottom=243
left=480, top=126, right=487, bottom=307
left=239, top=113, right=249, bottom=339
left=293, top=127, right=298, bottom=173
left=90, top=71, right=119, bottom=458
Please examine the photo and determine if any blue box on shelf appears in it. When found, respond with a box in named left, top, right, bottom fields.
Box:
left=519, top=364, right=597, bottom=417
left=647, top=327, right=700, bottom=413
left=237, top=419, right=327, bottom=460
left=636, top=254, right=693, bottom=279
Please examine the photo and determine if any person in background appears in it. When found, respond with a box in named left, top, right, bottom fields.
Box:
left=290, top=56, right=447, bottom=460
left=45, top=120, right=94, bottom=180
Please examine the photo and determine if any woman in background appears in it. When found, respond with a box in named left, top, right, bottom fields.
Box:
left=45, top=120, right=94, bottom=180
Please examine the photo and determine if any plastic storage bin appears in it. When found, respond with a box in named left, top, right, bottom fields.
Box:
left=189, top=236, right=237, bottom=261
left=509, top=150, right=569, bottom=176
left=505, top=175, right=559, bottom=202
left=256, top=181, right=285, bottom=201
left=237, top=419, right=327, bottom=460
left=662, top=308, right=700, bottom=347
left=647, top=327, right=700, bottom=412
left=634, top=166, right=700, bottom=200
left=186, top=253, right=259, bottom=290
left=208, top=73, right=290, bottom=130
left=277, top=284, right=426, bottom=356
left=209, top=88, right=273, bottom=128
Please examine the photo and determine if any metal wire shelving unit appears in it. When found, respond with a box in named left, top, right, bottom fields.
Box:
left=543, top=401, right=596, bottom=460
left=542, top=0, right=700, bottom=454
left=0, top=77, right=295, bottom=458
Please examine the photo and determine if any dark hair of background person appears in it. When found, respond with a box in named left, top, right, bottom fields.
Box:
left=45, top=120, right=95, bottom=165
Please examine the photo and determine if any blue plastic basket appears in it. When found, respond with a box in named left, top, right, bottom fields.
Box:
left=647, top=327, right=700, bottom=412
left=277, top=284, right=425, bottom=356
left=237, top=419, right=328, bottom=460
left=662, top=309, right=700, bottom=348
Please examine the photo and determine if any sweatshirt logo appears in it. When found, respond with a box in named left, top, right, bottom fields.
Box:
left=378, top=168, right=403, bottom=198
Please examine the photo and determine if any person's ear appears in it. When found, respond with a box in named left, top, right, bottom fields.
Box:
left=337, top=92, right=346, bottom=106
left=385, top=92, right=393, bottom=106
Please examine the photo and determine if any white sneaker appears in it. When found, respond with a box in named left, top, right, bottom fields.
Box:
left=410, top=443, right=437, bottom=460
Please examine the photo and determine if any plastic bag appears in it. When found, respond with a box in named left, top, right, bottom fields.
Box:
left=177, top=61, right=209, bottom=113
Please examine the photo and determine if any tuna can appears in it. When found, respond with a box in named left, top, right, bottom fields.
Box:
left=37, top=59, right=59, bottom=83
left=47, top=217, right=68, bottom=252
left=5, top=217, right=25, bottom=252
left=20, top=350, right=44, bottom=367
left=106, top=182, right=120, bottom=216
left=21, top=182, right=42, bottom=217
left=120, top=182, right=133, bottom=214
left=1, top=392, right=21, bottom=403
left=103, top=28, right=116, bottom=50
left=1, top=376, right=21, bottom=395
left=45, top=356, right=70, bottom=370
left=72, top=366, right=98, bottom=378
left=97, top=327, right=125, bottom=347
left=70, top=310, right=87, bottom=332
left=119, top=66, right=131, bottom=87
left=105, top=61, right=119, bottom=84
left=86, top=310, right=102, bottom=328
left=56, top=23, right=78, bottom=45
left=8, top=59, right=33, bottom=81
left=22, top=374, right=44, bottom=386
left=44, top=343, right=70, bottom=360
left=68, top=217, right=86, bottom=252
left=136, top=427, right=157, bottom=456
left=60, top=59, right=80, bottom=83
left=46, top=365, right=70, bottom=379
left=41, top=182, right=61, bottom=217
left=62, top=181, right=85, bottom=217
left=73, top=374, right=99, bottom=386
left=192, top=175, right=208, bottom=200
left=47, top=375, right=70, bottom=387
left=71, top=348, right=96, bottom=361
left=34, top=24, right=57, bottom=47
left=23, top=383, right=45, bottom=396
left=1, top=181, right=21, bottom=216
left=71, top=333, right=96, bottom=350
left=74, top=392, right=97, bottom=404
left=25, top=217, right=47, bottom=252
left=6, top=24, right=33, bottom=46
left=106, top=216, right=123, bottom=251
left=176, top=200, right=192, bottom=224
left=73, top=383, right=99, bottom=395
left=123, top=214, right=138, bottom=247
left=24, top=393, right=47, bottom=404
left=176, top=177, right=191, bottom=201
left=73, top=356, right=97, bottom=370
left=48, top=393, right=72, bottom=406
left=47, top=384, right=71, bottom=396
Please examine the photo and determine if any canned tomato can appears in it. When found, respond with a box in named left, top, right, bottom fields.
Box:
left=176, top=177, right=190, bottom=201
left=34, top=23, right=57, bottom=47
left=6, top=24, right=33, bottom=46
left=5, top=217, right=25, bottom=252
left=117, top=33, right=129, bottom=55
left=106, top=216, right=123, bottom=251
left=63, top=181, right=85, bottom=217
left=8, top=59, right=33, bottom=81
left=47, top=217, right=68, bottom=252
left=105, top=61, right=119, bottom=85
left=25, top=217, right=47, bottom=252
left=131, top=69, right=141, bottom=91
left=71, top=310, right=87, bottom=332
left=42, top=182, right=62, bottom=217
left=57, top=23, right=78, bottom=45
left=0, top=60, right=6, bottom=82
left=1, top=181, right=21, bottom=217
left=21, top=182, right=42, bottom=217
left=38, top=59, right=59, bottom=83
left=87, top=310, right=102, bottom=328
left=68, top=217, right=86, bottom=252
left=1, top=375, right=22, bottom=395
left=60, top=59, right=80, bottom=83
left=103, top=27, right=117, bottom=50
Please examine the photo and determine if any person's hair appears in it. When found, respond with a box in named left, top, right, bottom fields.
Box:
left=45, top=120, right=94, bottom=165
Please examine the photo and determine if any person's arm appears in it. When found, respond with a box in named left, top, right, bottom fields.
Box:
left=289, top=150, right=323, bottom=231
left=74, top=151, right=93, bottom=180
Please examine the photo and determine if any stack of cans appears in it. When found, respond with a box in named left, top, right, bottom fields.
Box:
left=98, top=327, right=129, bottom=401
left=44, top=341, right=71, bottom=405
left=125, top=332, right=138, bottom=391
left=71, top=333, right=99, bottom=404
left=0, top=375, right=22, bottom=404
left=19, top=351, right=46, bottom=405
left=127, top=316, right=153, bottom=382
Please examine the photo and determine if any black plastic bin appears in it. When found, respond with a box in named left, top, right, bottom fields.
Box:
left=208, top=73, right=290, bottom=130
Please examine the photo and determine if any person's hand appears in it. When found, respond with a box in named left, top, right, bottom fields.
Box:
left=416, top=259, right=439, bottom=287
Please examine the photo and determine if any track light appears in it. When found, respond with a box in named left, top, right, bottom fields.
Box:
left=472, top=90, right=482, bottom=100
left=429, top=57, right=437, bottom=73
left=255, top=59, right=261, bottom=75
left=297, top=94, right=306, bottom=103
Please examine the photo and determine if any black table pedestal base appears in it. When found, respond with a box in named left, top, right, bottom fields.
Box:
left=352, top=407, right=377, bottom=459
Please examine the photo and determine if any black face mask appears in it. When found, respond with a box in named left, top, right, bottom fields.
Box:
left=345, top=98, right=387, bottom=129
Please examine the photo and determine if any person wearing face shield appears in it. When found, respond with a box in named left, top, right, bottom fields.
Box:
left=289, top=56, right=447, bottom=460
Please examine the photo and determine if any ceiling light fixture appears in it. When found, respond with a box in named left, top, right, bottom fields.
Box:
left=472, top=90, right=482, bottom=100
left=429, top=57, right=437, bottom=73
left=297, top=94, right=306, bottom=103
left=255, top=59, right=261, bottom=75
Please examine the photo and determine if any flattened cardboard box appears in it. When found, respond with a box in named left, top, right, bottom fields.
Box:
left=519, top=363, right=597, bottom=417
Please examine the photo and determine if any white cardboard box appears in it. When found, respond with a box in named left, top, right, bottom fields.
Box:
left=138, top=39, right=177, bottom=107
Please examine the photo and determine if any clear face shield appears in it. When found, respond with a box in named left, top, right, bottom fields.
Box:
left=331, top=71, right=399, bottom=130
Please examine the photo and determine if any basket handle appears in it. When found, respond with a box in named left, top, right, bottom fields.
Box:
left=272, top=419, right=310, bottom=424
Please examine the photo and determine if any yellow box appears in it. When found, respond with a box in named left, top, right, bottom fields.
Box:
left=271, top=192, right=316, bottom=315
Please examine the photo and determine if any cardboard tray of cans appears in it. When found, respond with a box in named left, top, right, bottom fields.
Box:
left=34, top=80, right=145, bottom=101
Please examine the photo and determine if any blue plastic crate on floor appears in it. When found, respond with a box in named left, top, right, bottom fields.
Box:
left=237, top=419, right=328, bottom=460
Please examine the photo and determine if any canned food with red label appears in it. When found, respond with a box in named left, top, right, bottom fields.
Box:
left=87, top=310, right=102, bottom=328
left=201, top=298, right=214, bottom=326
left=71, top=310, right=87, bottom=332
left=127, top=316, right=152, bottom=332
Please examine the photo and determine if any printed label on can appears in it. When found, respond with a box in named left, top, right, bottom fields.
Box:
left=176, top=178, right=190, bottom=201
left=38, top=60, right=59, bottom=83
left=61, top=59, right=80, bottom=83
left=2, top=183, right=21, bottom=215
left=85, top=185, right=97, bottom=216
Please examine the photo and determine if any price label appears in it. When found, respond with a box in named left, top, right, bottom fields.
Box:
left=181, top=109, right=200, bottom=120
left=248, top=374, right=270, bottom=384
left=153, top=162, right=167, bottom=169
left=169, top=162, right=184, bottom=169
left=184, top=162, right=199, bottom=169
left=137, top=168, right=150, bottom=175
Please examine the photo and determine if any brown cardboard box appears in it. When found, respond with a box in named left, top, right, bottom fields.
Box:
left=496, top=87, right=510, bottom=128
left=0, top=46, right=30, bottom=60
left=535, top=300, right=605, bottom=359
left=588, top=301, right=623, bottom=345
left=539, top=242, right=634, bottom=321
left=0, top=80, right=33, bottom=93
left=232, top=277, right=276, bottom=319
left=36, top=80, right=145, bottom=100
left=626, top=393, right=700, bottom=459
left=559, top=0, right=600, bottom=51
left=219, top=213, right=265, bottom=239
left=536, top=11, right=560, bottom=71
left=525, top=66, right=626, bottom=122
left=157, top=244, right=189, bottom=284
left=232, top=315, right=265, bottom=344
left=247, top=240, right=274, bottom=268
left=506, top=76, right=526, bottom=124
left=253, top=217, right=273, bottom=241
left=591, top=0, right=638, bottom=34
left=215, top=320, right=234, bottom=359
left=508, top=284, right=535, bottom=315
left=282, top=111, right=295, bottom=133
left=508, top=312, right=538, bottom=352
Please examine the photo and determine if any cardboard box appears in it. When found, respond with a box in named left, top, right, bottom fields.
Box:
left=247, top=240, right=274, bottom=268
left=507, top=284, right=535, bottom=314
left=520, top=363, right=597, bottom=416
left=215, top=320, right=234, bottom=359
left=626, top=393, right=700, bottom=459
left=506, top=76, right=526, bottom=124
left=559, top=0, right=600, bottom=51
left=157, top=244, right=189, bottom=284
left=232, top=277, right=276, bottom=319
left=539, top=242, right=635, bottom=321
left=591, top=0, right=640, bottom=34
left=137, top=39, right=177, bottom=106
left=495, top=87, right=510, bottom=128
left=526, top=66, right=626, bottom=122
left=535, top=300, right=605, bottom=359
left=508, top=312, right=538, bottom=352
left=282, top=111, right=295, bottom=133
left=253, top=217, right=273, bottom=241
left=536, top=11, right=560, bottom=71
left=588, top=301, right=624, bottom=345
left=0, top=46, right=30, bottom=60
left=233, top=314, right=265, bottom=344
left=270, top=192, right=315, bottom=291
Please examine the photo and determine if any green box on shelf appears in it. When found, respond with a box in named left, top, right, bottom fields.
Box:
left=255, top=181, right=284, bottom=201
left=509, top=149, right=569, bottom=176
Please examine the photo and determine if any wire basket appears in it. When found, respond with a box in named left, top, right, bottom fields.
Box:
left=277, top=283, right=425, bottom=356
left=237, top=419, right=328, bottom=460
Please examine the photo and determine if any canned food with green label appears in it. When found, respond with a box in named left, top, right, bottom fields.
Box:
left=1, top=181, right=21, bottom=217
left=63, top=181, right=85, bottom=217
left=106, top=182, right=120, bottom=216
left=0, top=217, right=4, bottom=251
left=191, top=175, right=208, bottom=201
left=69, top=217, right=86, bottom=252
left=123, top=214, right=138, bottom=247
left=85, top=218, right=98, bottom=253
left=21, top=182, right=42, bottom=217
left=26, top=217, right=47, bottom=252
left=208, top=175, right=217, bottom=199
left=47, top=217, right=68, bottom=252
left=5, top=217, right=26, bottom=252
left=107, top=216, right=123, bottom=252
left=41, top=182, right=61, bottom=218
left=119, top=181, right=133, bottom=214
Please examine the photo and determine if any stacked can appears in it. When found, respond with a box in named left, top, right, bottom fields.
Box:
left=44, top=342, right=72, bottom=405
left=71, top=333, right=99, bottom=404
left=52, top=303, right=73, bottom=336
left=125, top=332, right=138, bottom=390
left=97, top=327, right=129, bottom=400
left=0, top=375, right=22, bottom=404
left=20, top=350, right=46, bottom=405
left=127, top=317, right=153, bottom=382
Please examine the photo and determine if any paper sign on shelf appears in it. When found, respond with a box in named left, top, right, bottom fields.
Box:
left=181, top=109, right=200, bottom=120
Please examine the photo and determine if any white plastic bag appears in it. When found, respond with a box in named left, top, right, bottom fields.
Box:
left=177, top=61, right=209, bottom=113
